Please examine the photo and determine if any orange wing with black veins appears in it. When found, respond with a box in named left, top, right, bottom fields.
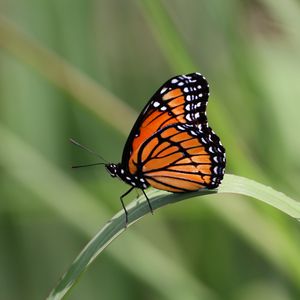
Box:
left=122, top=73, right=210, bottom=175
left=136, top=124, right=225, bottom=192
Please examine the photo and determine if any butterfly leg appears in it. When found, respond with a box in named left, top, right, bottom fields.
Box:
left=120, top=187, right=134, bottom=226
left=142, top=189, right=153, bottom=215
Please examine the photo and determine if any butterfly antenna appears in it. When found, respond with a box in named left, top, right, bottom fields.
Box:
left=72, top=162, right=105, bottom=169
left=69, top=138, right=108, bottom=163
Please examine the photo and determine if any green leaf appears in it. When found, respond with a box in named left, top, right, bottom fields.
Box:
left=47, top=174, right=300, bottom=299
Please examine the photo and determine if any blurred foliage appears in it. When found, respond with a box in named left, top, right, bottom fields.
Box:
left=0, top=0, right=300, bottom=299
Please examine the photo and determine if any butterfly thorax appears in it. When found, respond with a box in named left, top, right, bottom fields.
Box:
left=105, top=163, right=149, bottom=189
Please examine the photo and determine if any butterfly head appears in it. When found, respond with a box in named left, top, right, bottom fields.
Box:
left=105, top=163, right=119, bottom=177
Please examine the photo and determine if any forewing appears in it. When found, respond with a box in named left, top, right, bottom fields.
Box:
left=137, top=124, right=226, bottom=192
left=122, top=73, right=210, bottom=174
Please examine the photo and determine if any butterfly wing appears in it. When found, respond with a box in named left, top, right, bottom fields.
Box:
left=122, top=73, right=210, bottom=175
left=136, top=124, right=225, bottom=192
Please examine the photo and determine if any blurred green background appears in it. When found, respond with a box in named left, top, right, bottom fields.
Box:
left=1, top=0, right=300, bottom=299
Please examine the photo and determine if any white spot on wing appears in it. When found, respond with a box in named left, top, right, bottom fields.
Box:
left=160, top=87, right=167, bottom=94
left=153, top=101, right=160, bottom=107
left=201, top=137, right=207, bottom=144
left=186, top=114, right=192, bottom=121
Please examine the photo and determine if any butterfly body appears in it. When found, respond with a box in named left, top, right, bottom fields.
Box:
left=106, top=73, right=226, bottom=194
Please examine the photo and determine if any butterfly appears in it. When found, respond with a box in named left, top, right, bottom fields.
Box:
left=103, top=72, right=226, bottom=222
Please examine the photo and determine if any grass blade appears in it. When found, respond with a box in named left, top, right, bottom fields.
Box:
left=47, top=175, right=300, bottom=299
left=0, top=15, right=136, bottom=135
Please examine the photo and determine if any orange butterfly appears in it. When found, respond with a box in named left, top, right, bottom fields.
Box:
left=104, top=73, right=226, bottom=221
